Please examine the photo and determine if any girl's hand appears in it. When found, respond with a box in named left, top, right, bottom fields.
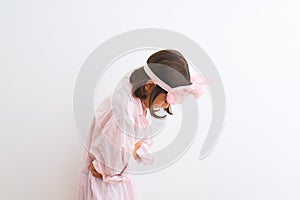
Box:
left=132, top=151, right=138, bottom=160
left=135, top=140, right=143, bottom=150
left=132, top=140, right=143, bottom=160
left=89, top=163, right=103, bottom=179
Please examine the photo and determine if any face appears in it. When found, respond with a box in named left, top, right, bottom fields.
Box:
left=152, top=93, right=170, bottom=109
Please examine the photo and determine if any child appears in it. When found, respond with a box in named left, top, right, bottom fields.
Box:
left=78, top=49, right=206, bottom=200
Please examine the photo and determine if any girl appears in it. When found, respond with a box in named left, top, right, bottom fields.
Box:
left=78, top=49, right=205, bottom=200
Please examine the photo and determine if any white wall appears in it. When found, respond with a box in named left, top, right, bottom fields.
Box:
left=1, top=0, right=300, bottom=199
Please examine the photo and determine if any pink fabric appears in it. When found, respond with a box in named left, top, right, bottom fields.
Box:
left=78, top=74, right=154, bottom=200
left=166, top=74, right=207, bottom=104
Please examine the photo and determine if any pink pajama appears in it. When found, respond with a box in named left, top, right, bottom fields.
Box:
left=78, top=75, right=154, bottom=200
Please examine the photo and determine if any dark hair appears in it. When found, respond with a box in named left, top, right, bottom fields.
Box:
left=129, top=49, right=191, bottom=118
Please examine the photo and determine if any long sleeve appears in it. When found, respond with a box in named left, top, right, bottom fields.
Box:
left=88, top=96, right=136, bottom=183
left=134, top=138, right=154, bottom=165
left=131, top=97, right=155, bottom=166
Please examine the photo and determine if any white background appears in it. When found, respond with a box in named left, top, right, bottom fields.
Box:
left=1, top=0, right=300, bottom=199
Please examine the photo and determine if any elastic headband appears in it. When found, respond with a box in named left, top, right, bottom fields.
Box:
left=143, top=64, right=172, bottom=92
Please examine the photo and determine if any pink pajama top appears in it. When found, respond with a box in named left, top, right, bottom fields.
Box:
left=78, top=73, right=154, bottom=200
